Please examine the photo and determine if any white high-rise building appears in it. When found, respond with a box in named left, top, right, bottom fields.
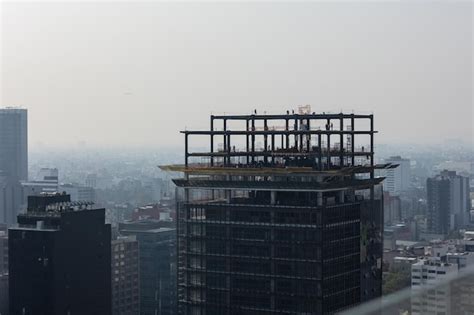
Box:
left=411, top=258, right=458, bottom=315
left=380, top=156, right=410, bottom=196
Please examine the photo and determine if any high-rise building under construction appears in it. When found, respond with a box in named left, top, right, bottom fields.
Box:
left=164, top=108, right=391, bottom=314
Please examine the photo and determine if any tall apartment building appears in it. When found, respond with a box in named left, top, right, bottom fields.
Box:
left=164, top=110, right=390, bottom=314
left=0, top=107, right=28, bottom=225
left=8, top=193, right=111, bottom=315
left=427, top=170, right=471, bottom=236
left=411, top=258, right=458, bottom=315
left=119, top=222, right=176, bottom=315
left=0, top=108, right=27, bottom=182
left=112, top=235, right=140, bottom=315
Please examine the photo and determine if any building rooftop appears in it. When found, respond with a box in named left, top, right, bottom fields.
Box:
left=121, top=227, right=175, bottom=234
left=113, top=235, right=137, bottom=243
left=414, top=258, right=455, bottom=267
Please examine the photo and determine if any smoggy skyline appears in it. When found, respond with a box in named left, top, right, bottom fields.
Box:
left=1, top=1, right=472, bottom=149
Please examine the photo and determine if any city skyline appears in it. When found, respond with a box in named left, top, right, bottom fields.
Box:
left=0, top=2, right=473, bottom=314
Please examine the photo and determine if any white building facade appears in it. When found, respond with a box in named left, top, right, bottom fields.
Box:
left=380, top=156, right=410, bottom=196
left=411, top=258, right=458, bottom=315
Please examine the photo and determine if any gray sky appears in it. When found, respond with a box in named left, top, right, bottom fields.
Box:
left=1, top=1, right=472, bottom=149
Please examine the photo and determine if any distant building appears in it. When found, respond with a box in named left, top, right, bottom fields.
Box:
left=411, top=258, right=458, bottom=315
left=463, top=231, right=474, bottom=252
left=85, top=173, right=97, bottom=188
left=383, top=191, right=402, bottom=224
left=447, top=252, right=474, bottom=269
left=0, top=230, right=7, bottom=275
left=0, top=107, right=28, bottom=226
left=392, top=256, right=418, bottom=273
left=131, top=203, right=173, bottom=222
left=0, top=108, right=28, bottom=182
left=112, top=236, right=140, bottom=315
left=59, top=183, right=95, bottom=202
left=119, top=222, right=176, bottom=315
left=21, top=168, right=59, bottom=207
left=380, top=156, right=410, bottom=196
left=9, top=193, right=111, bottom=315
left=426, top=170, right=471, bottom=235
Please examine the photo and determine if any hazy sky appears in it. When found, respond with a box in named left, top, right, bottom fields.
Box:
left=1, top=1, right=472, bottom=149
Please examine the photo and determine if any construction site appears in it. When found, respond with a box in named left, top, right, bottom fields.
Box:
left=162, top=106, right=392, bottom=314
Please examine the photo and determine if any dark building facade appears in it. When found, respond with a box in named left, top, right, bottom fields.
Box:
left=427, top=170, right=471, bottom=236
left=8, top=193, right=111, bottom=315
left=164, top=110, right=387, bottom=314
left=120, top=222, right=176, bottom=315
left=112, top=235, right=140, bottom=315
left=0, top=225, right=8, bottom=315
left=0, top=108, right=28, bottom=226
left=426, top=176, right=451, bottom=236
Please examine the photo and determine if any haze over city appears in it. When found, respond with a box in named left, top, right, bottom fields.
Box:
left=1, top=1, right=472, bottom=149
left=1, top=1, right=474, bottom=315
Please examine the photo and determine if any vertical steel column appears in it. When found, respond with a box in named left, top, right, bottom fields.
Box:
left=210, top=116, right=214, bottom=166
left=370, top=115, right=375, bottom=200
left=339, top=115, right=344, bottom=168
left=285, top=119, right=290, bottom=149
left=271, top=133, right=275, bottom=164
left=299, top=117, right=304, bottom=152
left=351, top=115, right=355, bottom=167
left=327, top=119, right=331, bottom=169
left=227, top=133, right=231, bottom=167
left=370, top=115, right=374, bottom=166
left=223, top=119, right=227, bottom=166
left=246, top=119, right=250, bottom=164
left=318, top=133, right=322, bottom=170
left=264, top=119, right=268, bottom=164
left=185, top=133, right=189, bottom=167
left=306, top=118, right=311, bottom=152
left=251, top=118, right=255, bottom=163
left=294, top=118, right=298, bottom=150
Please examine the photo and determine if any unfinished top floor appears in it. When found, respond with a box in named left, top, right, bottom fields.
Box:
left=181, top=109, right=376, bottom=172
